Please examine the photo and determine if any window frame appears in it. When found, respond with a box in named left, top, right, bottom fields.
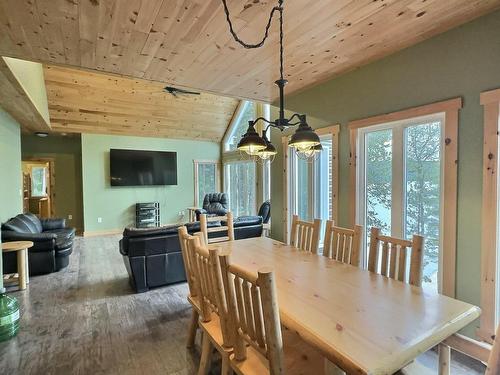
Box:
left=282, top=124, right=339, bottom=244
left=348, top=98, right=462, bottom=298
left=193, top=160, right=221, bottom=207
left=355, top=113, right=445, bottom=282
left=479, top=88, right=500, bottom=343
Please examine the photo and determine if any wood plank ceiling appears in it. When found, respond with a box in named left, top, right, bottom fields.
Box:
left=0, top=0, right=499, bottom=103
left=44, top=65, right=239, bottom=141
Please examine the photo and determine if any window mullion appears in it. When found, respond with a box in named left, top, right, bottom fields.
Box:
left=392, top=126, right=405, bottom=239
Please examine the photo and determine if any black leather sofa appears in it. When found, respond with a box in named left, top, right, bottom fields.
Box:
left=120, top=216, right=263, bottom=293
left=1, top=213, right=75, bottom=275
left=195, top=192, right=228, bottom=220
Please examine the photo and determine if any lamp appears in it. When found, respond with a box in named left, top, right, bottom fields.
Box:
left=237, top=121, right=267, bottom=156
left=222, top=0, right=321, bottom=161
left=257, top=132, right=278, bottom=160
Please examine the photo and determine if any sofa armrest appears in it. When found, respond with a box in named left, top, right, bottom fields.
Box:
left=2, top=230, right=56, bottom=242
left=1, top=230, right=56, bottom=252
left=41, top=218, right=66, bottom=231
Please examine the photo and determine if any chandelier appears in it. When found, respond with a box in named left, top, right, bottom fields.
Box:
left=222, top=0, right=322, bottom=161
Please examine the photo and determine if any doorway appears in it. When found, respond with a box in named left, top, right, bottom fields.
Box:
left=22, top=159, right=56, bottom=218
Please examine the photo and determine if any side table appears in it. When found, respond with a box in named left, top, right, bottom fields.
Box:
left=2, top=241, right=33, bottom=291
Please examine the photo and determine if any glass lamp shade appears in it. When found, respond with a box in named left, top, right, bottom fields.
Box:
left=237, top=121, right=267, bottom=156
left=257, top=137, right=277, bottom=160
left=288, top=117, right=320, bottom=151
left=297, top=142, right=322, bottom=159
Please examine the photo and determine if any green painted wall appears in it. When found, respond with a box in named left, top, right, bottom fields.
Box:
left=270, top=10, right=500, bottom=336
left=81, top=134, right=220, bottom=233
left=0, top=108, right=22, bottom=222
left=21, top=135, right=84, bottom=232
left=3, top=57, right=50, bottom=125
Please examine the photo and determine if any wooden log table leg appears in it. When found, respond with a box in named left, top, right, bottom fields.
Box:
left=17, top=248, right=27, bottom=290
left=438, top=343, right=451, bottom=375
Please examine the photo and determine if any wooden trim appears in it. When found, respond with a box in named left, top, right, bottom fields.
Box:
left=479, top=96, right=500, bottom=344
left=348, top=98, right=462, bottom=130
left=442, top=334, right=492, bottom=364
left=480, top=88, right=500, bottom=105
left=349, top=99, right=462, bottom=297
left=349, top=128, right=357, bottom=228
left=316, top=125, right=340, bottom=224
left=282, top=135, right=290, bottom=244
left=83, top=229, right=122, bottom=237
left=441, top=108, right=459, bottom=298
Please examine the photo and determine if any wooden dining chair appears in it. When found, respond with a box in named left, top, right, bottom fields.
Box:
left=200, top=212, right=235, bottom=245
left=368, top=227, right=424, bottom=287
left=323, top=220, right=363, bottom=267
left=218, top=254, right=325, bottom=375
left=190, top=235, right=234, bottom=375
left=289, top=214, right=322, bottom=254
left=178, top=226, right=202, bottom=348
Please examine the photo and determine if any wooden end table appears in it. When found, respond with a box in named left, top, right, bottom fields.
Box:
left=2, top=241, right=33, bottom=291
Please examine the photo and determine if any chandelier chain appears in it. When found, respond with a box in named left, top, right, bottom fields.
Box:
left=221, top=0, right=284, bottom=80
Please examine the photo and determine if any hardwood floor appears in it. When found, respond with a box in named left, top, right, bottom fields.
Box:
left=0, top=235, right=486, bottom=374
left=0, top=235, right=200, bottom=375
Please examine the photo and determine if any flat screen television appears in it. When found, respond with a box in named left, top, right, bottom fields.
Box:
left=110, top=149, right=177, bottom=186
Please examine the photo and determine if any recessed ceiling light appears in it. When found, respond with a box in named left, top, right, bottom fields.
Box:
left=35, top=132, right=49, bottom=138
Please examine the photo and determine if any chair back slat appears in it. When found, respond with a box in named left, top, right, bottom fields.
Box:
left=189, top=236, right=233, bottom=348
left=290, top=214, right=322, bottom=253
left=368, top=227, right=424, bottom=287
left=178, top=226, right=196, bottom=297
left=219, top=254, right=284, bottom=374
left=200, top=212, right=234, bottom=245
left=323, top=221, right=362, bottom=267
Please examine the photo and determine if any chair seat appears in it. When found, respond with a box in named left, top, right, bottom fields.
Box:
left=200, top=315, right=232, bottom=354
left=188, top=294, right=202, bottom=314
left=230, top=328, right=325, bottom=375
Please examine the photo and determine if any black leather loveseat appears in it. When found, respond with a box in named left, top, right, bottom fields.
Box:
left=120, top=216, right=263, bottom=293
left=1, top=213, right=75, bottom=275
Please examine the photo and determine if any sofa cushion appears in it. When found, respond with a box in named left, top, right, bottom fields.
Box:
left=202, top=193, right=228, bottom=216
left=123, top=224, right=181, bottom=238
left=2, top=214, right=41, bottom=233
left=231, top=216, right=263, bottom=228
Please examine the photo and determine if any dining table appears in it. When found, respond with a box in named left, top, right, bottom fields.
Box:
left=210, top=236, right=481, bottom=375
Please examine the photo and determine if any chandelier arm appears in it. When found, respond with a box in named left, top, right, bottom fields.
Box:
left=287, top=113, right=303, bottom=122
left=252, top=116, right=273, bottom=126
left=221, top=0, right=282, bottom=49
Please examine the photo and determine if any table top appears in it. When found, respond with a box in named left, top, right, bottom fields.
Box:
left=2, top=241, right=34, bottom=252
left=211, top=237, right=481, bottom=375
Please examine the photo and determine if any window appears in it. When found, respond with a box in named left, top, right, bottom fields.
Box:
left=349, top=98, right=461, bottom=297
left=357, top=115, right=443, bottom=292
left=31, top=166, right=47, bottom=197
left=284, top=125, right=339, bottom=245
left=194, top=160, right=220, bottom=207
left=224, top=161, right=256, bottom=217
left=224, top=101, right=256, bottom=152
